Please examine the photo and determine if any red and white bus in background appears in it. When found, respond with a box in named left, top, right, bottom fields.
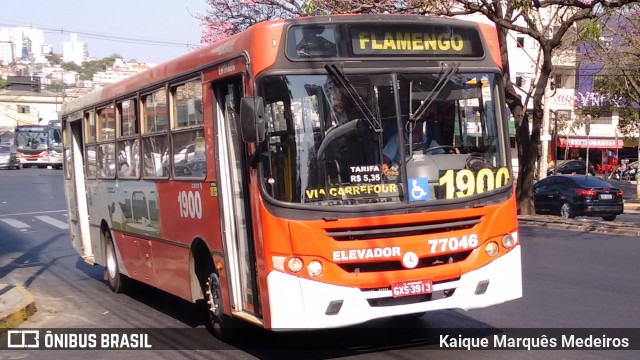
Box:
left=13, top=121, right=63, bottom=169
left=60, top=14, right=521, bottom=338
left=14, top=124, right=50, bottom=167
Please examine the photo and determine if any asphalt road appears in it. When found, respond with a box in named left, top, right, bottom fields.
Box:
left=1, top=169, right=639, bottom=359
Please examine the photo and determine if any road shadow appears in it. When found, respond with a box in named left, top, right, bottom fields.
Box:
left=78, top=275, right=504, bottom=357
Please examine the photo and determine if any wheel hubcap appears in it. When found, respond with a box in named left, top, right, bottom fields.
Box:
left=106, top=243, right=117, bottom=279
left=206, top=275, right=223, bottom=320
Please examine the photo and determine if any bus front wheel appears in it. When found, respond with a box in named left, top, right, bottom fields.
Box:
left=104, top=231, right=125, bottom=293
left=205, top=273, right=235, bottom=342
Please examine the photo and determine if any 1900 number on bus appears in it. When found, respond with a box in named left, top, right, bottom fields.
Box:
left=178, top=191, right=203, bottom=219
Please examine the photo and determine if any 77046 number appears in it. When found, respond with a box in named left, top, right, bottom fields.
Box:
left=428, top=234, right=478, bottom=254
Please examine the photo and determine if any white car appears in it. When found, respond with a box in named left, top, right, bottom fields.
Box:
left=0, top=144, right=21, bottom=170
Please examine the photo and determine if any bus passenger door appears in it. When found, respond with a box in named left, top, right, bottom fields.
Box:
left=65, top=117, right=94, bottom=264
left=213, top=76, right=260, bottom=320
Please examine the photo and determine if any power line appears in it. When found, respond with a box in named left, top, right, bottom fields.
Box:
left=0, top=22, right=201, bottom=49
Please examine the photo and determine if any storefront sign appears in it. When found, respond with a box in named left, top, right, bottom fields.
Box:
left=558, top=138, right=623, bottom=149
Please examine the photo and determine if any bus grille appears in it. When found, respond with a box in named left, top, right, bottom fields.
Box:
left=337, top=250, right=472, bottom=273
left=325, top=216, right=482, bottom=241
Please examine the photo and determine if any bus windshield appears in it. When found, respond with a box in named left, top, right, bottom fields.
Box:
left=15, top=127, right=48, bottom=153
left=259, top=71, right=509, bottom=206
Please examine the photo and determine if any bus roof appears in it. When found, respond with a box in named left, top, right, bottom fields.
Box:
left=61, top=14, right=497, bottom=116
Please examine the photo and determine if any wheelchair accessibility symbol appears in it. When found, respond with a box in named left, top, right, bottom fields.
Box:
left=408, top=177, right=429, bottom=201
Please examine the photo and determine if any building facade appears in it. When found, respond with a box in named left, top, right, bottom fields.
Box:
left=62, top=33, right=88, bottom=65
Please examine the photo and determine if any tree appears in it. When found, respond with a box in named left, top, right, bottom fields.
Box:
left=199, top=0, right=640, bottom=214
left=580, top=7, right=640, bottom=196
left=48, top=53, right=63, bottom=65
left=61, top=61, right=82, bottom=73
left=198, top=1, right=311, bottom=43
left=585, top=9, right=640, bottom=136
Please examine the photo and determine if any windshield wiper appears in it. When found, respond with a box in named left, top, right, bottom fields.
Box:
left=409, top=62, right=460, bottom=122
left=324, top=64, right=382, bottom=133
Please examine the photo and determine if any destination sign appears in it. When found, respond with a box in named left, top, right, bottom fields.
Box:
left=16, top=126, right=47, bottom=132
left=350, top=25, right=483, bottom=57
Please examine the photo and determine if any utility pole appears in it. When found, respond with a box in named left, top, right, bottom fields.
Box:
left=637, top=134, right=640, bottom=199
left=585, top=116, right=590, bottom=174
left=539, top=84, right=551, bottom=180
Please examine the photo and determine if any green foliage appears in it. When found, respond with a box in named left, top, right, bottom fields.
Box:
left=578, top=22, right=602, bottom=42
left=301, top=1, right=318, bottom=15
left=44, top=84, right=63, bottom=93
left=77, top=54, right=123, bottom=81
left=509, top=0, right=535, bottom=11
left=61, top=62, right=82, bottom=72
left=0, top=77, right=6, bottom=89
left=588, top=11, right=640, bottom=137
left=595, top=74, right=640, bottom=135
left=48, top=53, right=63, bottom=65
left=60, top=54, right=125, bottom=81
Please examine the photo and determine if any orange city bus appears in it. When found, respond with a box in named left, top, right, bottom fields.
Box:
left=60, top=14, right=521, bottom=337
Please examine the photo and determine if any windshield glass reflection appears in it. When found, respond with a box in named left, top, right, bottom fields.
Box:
left=258, top=71, right=510, bottom=206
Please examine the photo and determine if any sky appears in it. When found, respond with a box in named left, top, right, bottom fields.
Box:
left=0, top=0, right=208, bottom=64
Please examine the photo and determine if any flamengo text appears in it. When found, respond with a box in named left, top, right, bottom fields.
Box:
left=358, top=31, right=464, bottom=51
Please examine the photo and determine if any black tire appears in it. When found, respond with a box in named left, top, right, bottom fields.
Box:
left=560, top=202, right=575, bottom=219
left=104, top=231, right=125, bottom=293
left=602, top=215, right=617, bottom=221
left=204, top=273, right=236, bottom=342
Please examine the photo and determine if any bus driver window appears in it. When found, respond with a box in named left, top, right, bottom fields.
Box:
left=296, top=26, right=337, bottom=57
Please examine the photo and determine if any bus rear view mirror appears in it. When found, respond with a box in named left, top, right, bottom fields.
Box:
left=240, top=97, right=265, bottom=143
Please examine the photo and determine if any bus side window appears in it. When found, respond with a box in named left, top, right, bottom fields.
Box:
left=142, top=88, right=169, bottom=179
left=171, top=79, right=205, bottom=179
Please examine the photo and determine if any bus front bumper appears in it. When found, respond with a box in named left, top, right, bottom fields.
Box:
left=266, top=245, right=522, bottom=330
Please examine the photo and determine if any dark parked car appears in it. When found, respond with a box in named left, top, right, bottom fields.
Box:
left=0, top=144, right=21, bottom=170
left=547, top=160, right=595, bottom=176
left=533, top=175, right=623, bottom=221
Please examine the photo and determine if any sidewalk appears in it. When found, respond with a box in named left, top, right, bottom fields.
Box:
left=0, top=283, right=36, bottom=329
left=624, top=199, right=640, bottom=214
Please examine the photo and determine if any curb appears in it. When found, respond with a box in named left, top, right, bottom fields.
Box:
left=518, top=215, right=640, bottom=237
left=624, top=204, right=640, bottom=214
left=0, top=284, right=36, bottom=329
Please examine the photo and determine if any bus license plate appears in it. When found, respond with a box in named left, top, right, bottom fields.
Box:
left=600, top=194, right=613, bottom=199
left=391, top=279, right=433, bottom=298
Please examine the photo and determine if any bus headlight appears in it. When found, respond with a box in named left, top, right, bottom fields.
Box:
left=287, top=257, right=303, bottom=273
left=485, top=242, right=499, bottom=257
left=502, top=234, right=516, bottom=249
left=307, top=260, right=323, bottom=277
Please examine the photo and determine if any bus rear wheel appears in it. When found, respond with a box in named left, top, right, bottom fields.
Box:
left=205, top=273, right=235, bottom=342
left=104, top=231, right=125, bottom=293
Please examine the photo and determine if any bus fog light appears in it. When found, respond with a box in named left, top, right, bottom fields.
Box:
left=485, top=242, right=499, bottom=257
left=307, top=260, right=323, bottom=277
left=502, top=234, right=515, bottom=249
left=287, top=257, right=303, bottom=273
